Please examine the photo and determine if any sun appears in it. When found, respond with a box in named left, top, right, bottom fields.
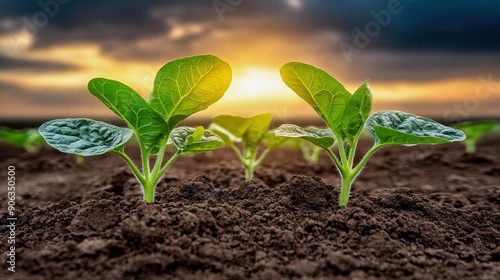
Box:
left=226, top=67, right=290, bottom=101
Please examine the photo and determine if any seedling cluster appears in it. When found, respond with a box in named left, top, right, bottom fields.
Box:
left=210, top=113, right=285, bottom=180
left=39, top=55, right=467, bottom=206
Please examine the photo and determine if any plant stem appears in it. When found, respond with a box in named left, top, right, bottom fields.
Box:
left=339, top=174, right=354, bottom=207
left=153, top=152, right=181, bottom=183
left=245, top=165, right=254, bottom=180
left=112, top=148, right=145, bottom=185
left=143, top=180, right=156, bottom=203
left=243, top=147, right=258, bottom=180
left=254, top=148, right=270, bottom=167
left=326, top=142, right=383, bottom=206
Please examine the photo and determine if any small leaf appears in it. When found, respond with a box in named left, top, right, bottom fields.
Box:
left=88, top=78, right=167, bottom=150
left=189, top=126, right=205, bottom=144
left=365, top=111, right=466, bottom=146
left=275, top=124, right=336, bottom=149
left=149, top=55, right=232, bottom=128
left=341, top=81, right=372, bottom=142
left=452, top=121, right=499, bottom=153
left=39, top=118, right=133, bottom=156
left=0, top=127, right=46, bottom=153
left=452, top=121, right=498, bottom=140
left=211, top=113, right=272, bottom=149
left=170, top=126, right=225, bottom=155
left=280, top=62, right=350, bottom=135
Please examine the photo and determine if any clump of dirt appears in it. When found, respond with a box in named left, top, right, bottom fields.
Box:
left=0, top=136, right=499, bottom=279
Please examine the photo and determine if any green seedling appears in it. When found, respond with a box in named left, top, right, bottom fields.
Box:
left=0, top=127, right=46, bottom=153
left=210, top=113, right=285, bottom=180
left=275, top=62, right=466, bottom=206
left=300, top=140, right=324, bottom=164
left=452, top=121, right=499, bottom=153
left=39, top=55, right=232, bottom=203
left=284, top=137, right=325, bottom=164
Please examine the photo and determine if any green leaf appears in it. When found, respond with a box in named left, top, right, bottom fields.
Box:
left=211, top=113, right=272, bottom=148
left=0, top=127, right=46, bottom=153
left=452, top=121, right=498, bottom=141
left=170, top=126, right=225, bottom=155
left=341, top=81, right=372, bottom=142
left=452, top=121, right=499, bottom=153
left=263, top=131, right=287, bottom=149
left=280, top=62, right=350, bottom=134
left=365, top=111, right=466, bottom=146
left=88, top=78, right=167, bottom=149
left=38, top=118, right=133, bottom=156
left=275, top=124, right=336, bottom=149
left=149, top=55, right=232, bottom=128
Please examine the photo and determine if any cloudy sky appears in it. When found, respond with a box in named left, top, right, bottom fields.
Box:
left=1, top=0, right=499, bottom=122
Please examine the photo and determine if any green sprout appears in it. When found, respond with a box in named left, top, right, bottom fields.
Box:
left=210, top=113, right=285, bottom=180
left=452, top=121, right=499, bottom=153
left=275, top=62, right=466, bottom=206
left=39, top=55, right=232, bottom=203
left=284, top=137, right=325, bottom=164
left=0, top=127, right=46, bottom=153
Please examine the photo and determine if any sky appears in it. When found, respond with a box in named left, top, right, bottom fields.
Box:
left=0, top=0, right=499, bottom=123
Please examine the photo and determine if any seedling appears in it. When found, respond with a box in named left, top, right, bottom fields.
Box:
left=0, top=127, right=46, bottom=153
left=276, top=62, right=466, bottom=206
left=284, top=138, right=325, bottom=164
left=452, top=121, right=499, bottom=153
left=39, top=55, right=232, bottom=203
left=210, top=113, right=285, bottom=180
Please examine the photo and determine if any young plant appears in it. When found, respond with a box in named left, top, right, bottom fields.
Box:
left=210, top=113, right=285, bottom=180
left=0, top=127, right=46, bottom=153
left=452, top=121, right=499, bottom=153
left=276, top=62, right=466, bottom=206
left=39, top=55, right=232, bottom=203
left=284, top=137, right=325, bottom=164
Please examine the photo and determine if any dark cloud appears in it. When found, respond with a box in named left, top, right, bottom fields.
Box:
left=0, top=55, right=78, bottom=71
left=303, top=0, right=500, bottom=53
left=2, top=0, right=499, bottom=54
left=0, top=81, right=97, bottom=108
left=1, top=0, right=500, bottom=83
left=345, top=52, right=500, bottom=82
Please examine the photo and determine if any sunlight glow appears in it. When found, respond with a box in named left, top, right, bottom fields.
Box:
left=286, top=0, right=303, bottom=10
left=227, top=67, right=291, bottom=101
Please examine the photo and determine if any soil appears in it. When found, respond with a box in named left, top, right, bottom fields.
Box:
left=0, top=136, right=499, bottom=280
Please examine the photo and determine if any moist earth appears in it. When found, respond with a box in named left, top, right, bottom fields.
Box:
left=0, top=137, right=499, bottom=280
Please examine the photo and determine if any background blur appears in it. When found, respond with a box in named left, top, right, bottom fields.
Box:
left=1, top=0, right=499, bottom=125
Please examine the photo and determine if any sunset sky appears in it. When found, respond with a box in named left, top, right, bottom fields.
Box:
left=1, top=0, right=499, bottom=123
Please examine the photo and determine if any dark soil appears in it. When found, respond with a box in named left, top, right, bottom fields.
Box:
left=0, top=137, right=499, bottom=280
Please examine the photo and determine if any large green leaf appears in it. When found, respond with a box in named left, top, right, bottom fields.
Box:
left=341, top=81, right=372, bottom=142
left=39, top=118, right=133, bottom=156
left=88, top=78, right=167, bottom=149
left=275, top=124, right=336, bottom=149
left=170, top=126, right=225, bottom=155
left=211, top=113, right=272, bottom=148
left=280, top=62, right=350, bottom=134
left=149, top=55, right=232, bottom=128
left=365, top=111, right=466, bottom=146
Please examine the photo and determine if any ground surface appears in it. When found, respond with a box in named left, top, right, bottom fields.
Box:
left=0, top=137, right=499, bottom=280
